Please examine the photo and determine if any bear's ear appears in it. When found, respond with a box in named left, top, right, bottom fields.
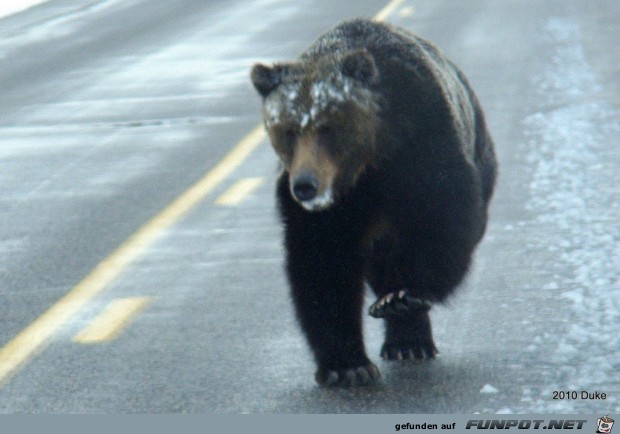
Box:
left=341, top=49, right=378, bottom=84
left=251, top=63, right=284, bottom=97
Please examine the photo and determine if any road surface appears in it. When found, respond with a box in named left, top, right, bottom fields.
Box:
left=0, top=0, right=618, bottom=413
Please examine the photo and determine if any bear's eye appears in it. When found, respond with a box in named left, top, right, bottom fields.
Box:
left=317, top=124, right=334, bottom=139
left=317, top=124, right=336, bottom=137
left=282, top=127, right=298, bottom=145
left=285, top=128, right=297, bottom=139
left=318, top=125, right=331, bottom=135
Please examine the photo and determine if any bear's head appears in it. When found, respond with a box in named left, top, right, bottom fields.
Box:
left=251, top=49, right=380, bottom=212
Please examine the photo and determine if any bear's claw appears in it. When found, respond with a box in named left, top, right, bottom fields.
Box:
left=315, top=362, right=380, bottom=387
left=368, top=290, right=431, bottom=318
left=380, top=340, right=438, bottom=361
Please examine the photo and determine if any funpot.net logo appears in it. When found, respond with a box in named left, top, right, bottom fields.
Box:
left=596, top=416, right=614, bottom=434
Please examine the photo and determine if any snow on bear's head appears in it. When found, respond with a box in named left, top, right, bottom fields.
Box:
left=251, top=50, right=380, bottom=211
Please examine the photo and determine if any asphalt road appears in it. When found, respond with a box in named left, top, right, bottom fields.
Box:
left=0, top=0, right=618, bottom=413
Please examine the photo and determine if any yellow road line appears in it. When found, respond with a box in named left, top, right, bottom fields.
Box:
left=0, top=0, right=403, bottom=387
left=215, top=177, right=264, bottom=206
left=0, top=125, right=265, bottom=385
left=374, top=0, right=405, bottom=22
left=73, top=297, right=152, bottom=344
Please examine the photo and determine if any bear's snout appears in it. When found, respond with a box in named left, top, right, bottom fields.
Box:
left=290, top=171, right=335, bottom=212
left=291, top=172, right=319, bottom=202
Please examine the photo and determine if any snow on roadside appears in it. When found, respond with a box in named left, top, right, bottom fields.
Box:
left=518, top=16, right=620, bottom=412
left=0, top=0, right=137, bottom=62
left=0, top=1, right=50, bottom=19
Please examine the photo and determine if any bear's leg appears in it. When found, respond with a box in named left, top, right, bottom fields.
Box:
left=368, top=224, right=475, bottom=361
left=278, top=174, right=379, bottom=386
left=381, top=309, right=438, bottom=360
left=365, top=238, right=443, bottom=361
left=366, top=286, right=438, bottom=361
left=308, top=294, right=381, bottom=386
left=288, top=258, right=380, bottom=386
left=284, top=228, right=380, bottom=384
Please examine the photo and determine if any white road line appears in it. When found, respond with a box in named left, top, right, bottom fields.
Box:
left=0, top=1, right=51, bottom=19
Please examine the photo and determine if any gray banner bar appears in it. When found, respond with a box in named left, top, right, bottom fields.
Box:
left=0, top=414, right=617, bottom=434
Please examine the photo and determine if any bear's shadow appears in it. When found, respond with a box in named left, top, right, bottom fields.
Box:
left=272, top=355, right=498, bottom=413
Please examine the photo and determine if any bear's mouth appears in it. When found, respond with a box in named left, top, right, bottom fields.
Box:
left=298, top=188, right=334, bottom=212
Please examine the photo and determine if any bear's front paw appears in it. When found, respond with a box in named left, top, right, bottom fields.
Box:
left=315, top=362, right=381, bottom=387
left=368, top=290, right=431, bottom=318
left=380, top=339, right=438, bottom=361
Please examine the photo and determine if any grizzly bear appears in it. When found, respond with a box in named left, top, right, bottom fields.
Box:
left=251, top=19, right=497, bottom=386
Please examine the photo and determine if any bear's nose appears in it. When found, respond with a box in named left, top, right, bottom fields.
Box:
left=292, top=173, right=319, bottom=202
